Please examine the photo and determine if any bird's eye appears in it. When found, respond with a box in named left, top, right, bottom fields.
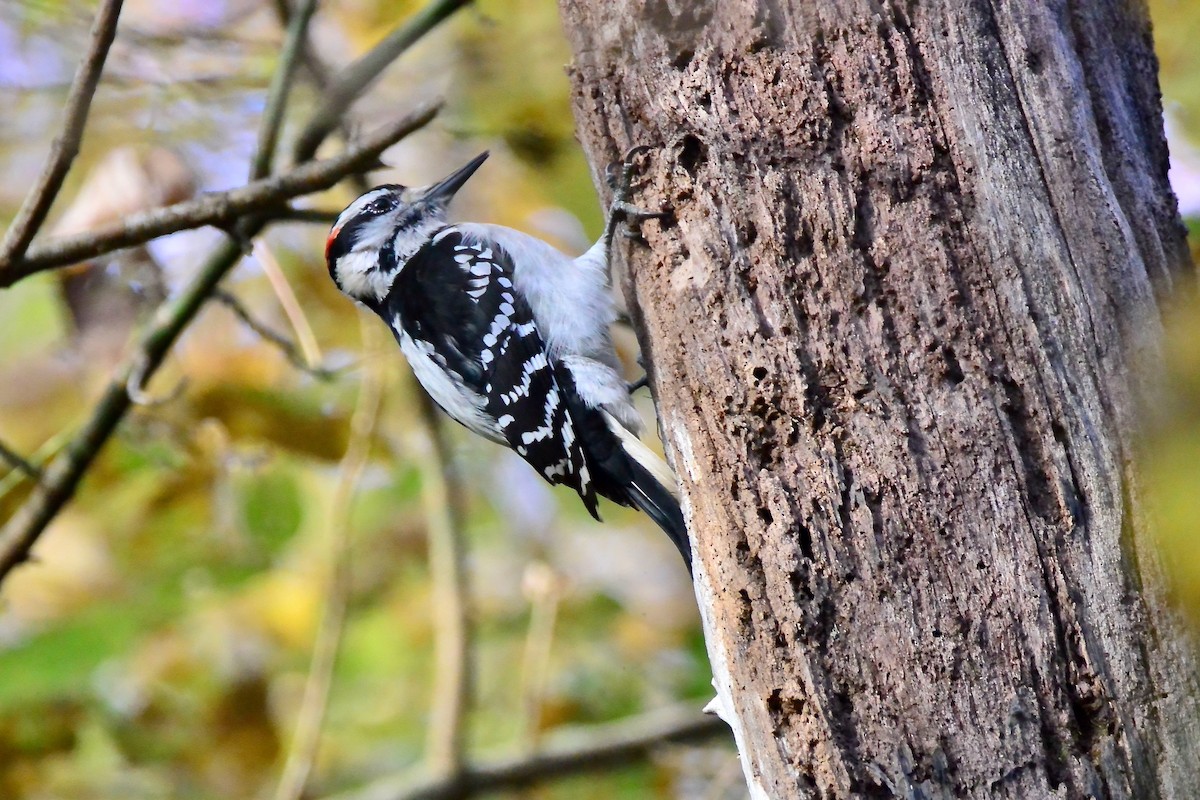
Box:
left=366, top=196, right=397, bottom=215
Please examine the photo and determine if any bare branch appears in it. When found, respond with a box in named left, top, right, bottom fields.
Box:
left=414, top=396, right=472, bottom=776
left=251, top=0, right=320, bottom=181
left=0, top=104, right=440, bottom=288
left=271, top=0, right=374, bottom=200
left=0, top=236, right=243, bottom=582
left=0, top=440, right=42, bottom=482
left=0, top=0, right=124, bottom=262
left=270, top=0, right=332, bottom=91
left=253, top=240, right=325, bottom=370
left=518, top=563, right=565, bottom=750
left=322, top=704, right=729, bottom=800
left=213, top=290, right=337, bottom=380
left=273, top=318, right=384, bottom=800
left=291, top=0, right=473, bottom=164
left=0, top=104, right=439, bottom=583
left=0, top=433, right=68, bottom=505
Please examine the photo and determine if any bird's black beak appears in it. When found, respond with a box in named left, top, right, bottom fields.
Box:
left=419, top=151, right=489, bottom=208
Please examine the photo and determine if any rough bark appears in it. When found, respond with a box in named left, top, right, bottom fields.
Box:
left=559, top=1, right=1200, bottom=798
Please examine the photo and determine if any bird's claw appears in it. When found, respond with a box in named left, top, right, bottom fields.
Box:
left=604, top=146, right=668, bottom=244
left=605, top=145, right=654, bottom=195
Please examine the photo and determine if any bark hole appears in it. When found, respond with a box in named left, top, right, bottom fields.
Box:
left=677, top=134, right=706, bottom=176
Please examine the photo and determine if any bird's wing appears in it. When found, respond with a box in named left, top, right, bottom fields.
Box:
left=388, top=227, right=600, bottom=517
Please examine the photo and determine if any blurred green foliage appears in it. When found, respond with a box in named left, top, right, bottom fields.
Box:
left=1149, top=1, right=1200, bottom=639
left=1152, top=0, right=1200, bottom=136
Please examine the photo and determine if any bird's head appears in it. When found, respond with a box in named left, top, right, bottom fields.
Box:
left=325, top=151, right=488, bottom=304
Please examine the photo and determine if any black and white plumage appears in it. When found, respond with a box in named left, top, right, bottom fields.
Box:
left=325, top=152, right=690, bottom=568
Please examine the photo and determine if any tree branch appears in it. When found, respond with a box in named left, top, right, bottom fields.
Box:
left=251, top=0, right=320, bottom=182
left=0, top=104, right=439, bottom=288
left=0, top=0, right=124, bottom=263
left=0, top=439, right=42, bottom=482
left=253, top=239, right=325, bottom=370
left=322, top=704, right=728, bottom=800
left=271, top=0, right=332, bottom=92
left=213, top=290, right=337, bottom=380
left=0, top=237, right=241, bottom=582
left=0, top=102, right=439, bottom=583
left=274, top=317, right=384, bottom=800
left=291, top=0, right=473, bottom=164
left=413, top=396, right=472, bottom=777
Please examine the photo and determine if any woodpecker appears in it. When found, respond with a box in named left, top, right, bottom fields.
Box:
left=325, top=151, right=690, bottom=568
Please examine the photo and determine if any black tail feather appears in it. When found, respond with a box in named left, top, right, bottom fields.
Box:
left=551, top=365, right=691, bottom=572
left=623, top=458, right=692, bottom=572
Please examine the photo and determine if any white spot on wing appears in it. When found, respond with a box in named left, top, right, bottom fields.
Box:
left=501, top=352, right=549, bottom=406
left=519, top=383, right=562, bottom=444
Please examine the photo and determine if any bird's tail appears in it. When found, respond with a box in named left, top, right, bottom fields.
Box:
left=601, top=411, right=692, bottom=570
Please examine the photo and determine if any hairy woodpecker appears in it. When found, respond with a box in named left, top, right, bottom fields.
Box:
left=325, top=151, right=690, bottom=568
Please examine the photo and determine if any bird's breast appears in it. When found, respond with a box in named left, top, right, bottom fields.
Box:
left=395, top=326, right=504, bottom=443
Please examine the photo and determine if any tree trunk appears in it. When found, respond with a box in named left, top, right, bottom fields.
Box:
left=559, top=1, right=1200, bottom=798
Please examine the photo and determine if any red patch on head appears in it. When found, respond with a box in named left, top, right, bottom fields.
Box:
left=325, top=226, right=340, bottom=265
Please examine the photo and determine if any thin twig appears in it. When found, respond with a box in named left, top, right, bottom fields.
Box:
left=126, top=351, right=187, bottom=406
left=0, top=236, right=243, bottom=582
left=0, top=0, right=317, bottom=561
left=270, top=0, right=331, bottom=91
left=518, top=563, right=565, bottom=751
left=213, top=289, right=336, bottom=380
left=273, top=316, right=384, bottom=800
left=0, top=0, right=124, bottom=262
left=249, top=0, right=319, bottom=184
left=270, top=0, right=370, bottom=198
left=0, top=105, right=438, bottom=583
left=245, top=0, right=327, bottom=376
left=0, top=439, right=42, bottom=482
left=321, top=704, right=729, bottom=800
left=253, top=240, right=324, bottom=369
left=291, top=0, right=473, bottom=164
left=0, top=431, right=69, bottom=504
left=412, top=393, right=472, bottom=777
left=0, top=104, right=439, bottom=288
left=250, top=0, right=319, bottom=181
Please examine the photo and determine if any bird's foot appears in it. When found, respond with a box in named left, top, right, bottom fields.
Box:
left=604, top=146, right=669, bottom=245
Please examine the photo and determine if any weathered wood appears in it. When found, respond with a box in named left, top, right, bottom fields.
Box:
left=559, top=1, right=1200, bottom=797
